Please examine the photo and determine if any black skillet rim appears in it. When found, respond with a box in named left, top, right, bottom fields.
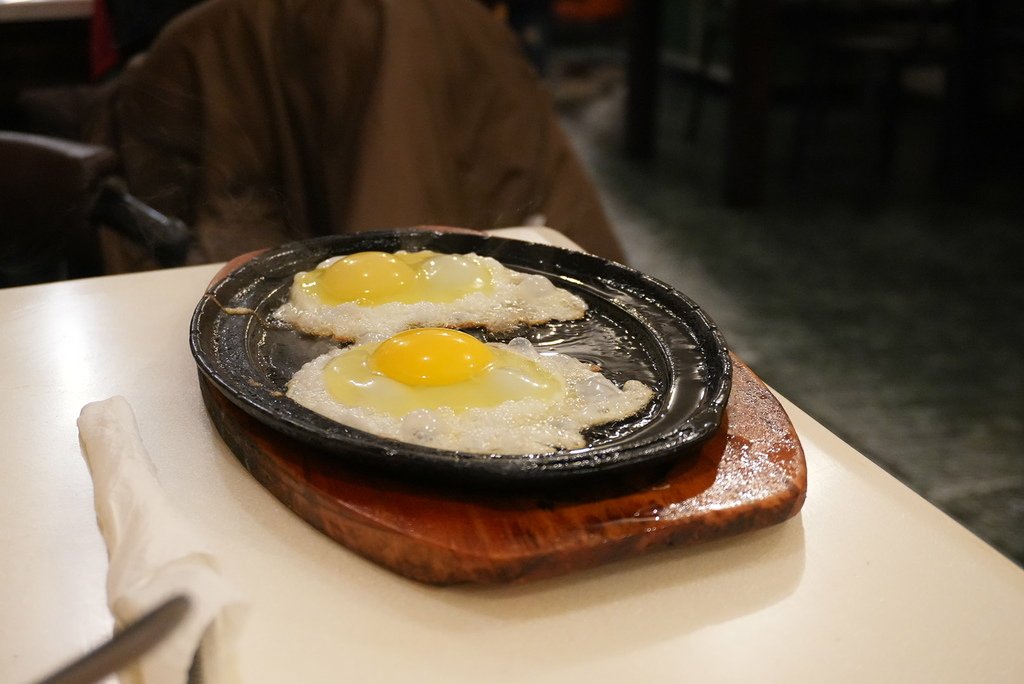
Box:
left=189, top=230, right=732, bottom=488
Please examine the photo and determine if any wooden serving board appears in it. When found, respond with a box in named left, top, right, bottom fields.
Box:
left=200, top=355, right=806, bottom=585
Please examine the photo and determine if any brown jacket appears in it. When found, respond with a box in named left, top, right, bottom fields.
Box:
left=89, top=0, right=623, bottom=272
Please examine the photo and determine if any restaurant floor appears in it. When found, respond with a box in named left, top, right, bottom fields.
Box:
left=548, top=60, right=1024, bottom=567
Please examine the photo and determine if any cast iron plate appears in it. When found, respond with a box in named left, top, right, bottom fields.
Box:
left=189, top=230, right=732, bottom=487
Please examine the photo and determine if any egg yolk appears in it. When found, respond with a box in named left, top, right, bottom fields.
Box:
left=301, top=252, right=416, bottom=305
left=370, top=328, right=493, bottom=386
left=320, top=329, right=562, bottom=415
left=299, top=251, right=494, bottom=305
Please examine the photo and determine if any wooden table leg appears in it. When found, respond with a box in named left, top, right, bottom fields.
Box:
left=723, top=0, right=776, bottom=206
left=624, top=0, right=663, bottom=160
left=938, top=0, right=995, bottom=191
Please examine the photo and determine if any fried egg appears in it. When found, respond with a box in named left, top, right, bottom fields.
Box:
left=272, top=250, right=587, bottom=340
left=286, top=328, right=655, bottom=454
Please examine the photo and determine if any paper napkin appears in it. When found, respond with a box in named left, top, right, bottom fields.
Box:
left=78, top=396, right=246, bottom=684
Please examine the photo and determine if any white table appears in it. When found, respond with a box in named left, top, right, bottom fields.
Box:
left=0, top=0, right=91, bottom=23
left=2, top=259, right=1023, bottom=683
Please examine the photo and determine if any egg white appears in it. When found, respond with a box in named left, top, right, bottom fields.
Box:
left=272, top=251, right=587, bottom=341
left=286, top=337, right=655, bottom=455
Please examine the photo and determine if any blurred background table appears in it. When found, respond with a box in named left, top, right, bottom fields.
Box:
left=0, top=0, right=92, bottom=130
left=0, top=0, right=90, bottom=22
left=623, top=0, right=1013, bottom=205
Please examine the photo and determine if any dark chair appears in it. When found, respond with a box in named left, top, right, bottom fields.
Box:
left=0, top=131, right=190, bottom=287
left=684, top=0, right=734, bottom=143
left=788, top=0, right=961, bottom=190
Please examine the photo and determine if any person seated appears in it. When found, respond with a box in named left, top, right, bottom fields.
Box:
left=86, top=0, right=624, bottom=273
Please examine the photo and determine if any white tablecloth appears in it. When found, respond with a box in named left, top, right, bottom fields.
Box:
left=2, top=235, right=1023, bottom=682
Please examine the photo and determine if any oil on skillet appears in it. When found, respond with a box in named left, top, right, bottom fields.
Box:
left=248, top=290, right=708, bottom=451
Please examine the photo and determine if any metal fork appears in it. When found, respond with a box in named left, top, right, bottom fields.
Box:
left=34, top=595, right=191, bottom=684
